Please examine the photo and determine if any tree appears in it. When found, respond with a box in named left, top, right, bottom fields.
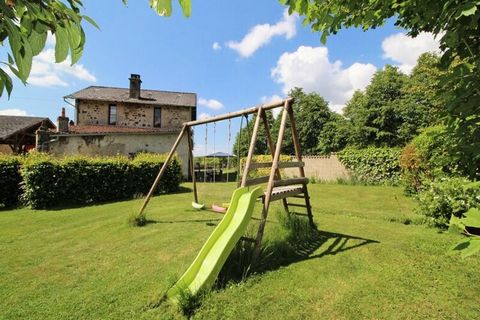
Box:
left=0, top=0, right=191, bottom=97
left=232, top=111, right=275, bottom=158
left=282, top=0, right=480, bottom=179
left=344, top=65, right=408, bottom=147
left=316, top=113, right=350, bottom=154
left=398, top=53, right=445, bottom=138
left=271, top=88, right=333, bottom=155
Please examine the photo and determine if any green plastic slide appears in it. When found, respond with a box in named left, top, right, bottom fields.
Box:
left=167, top=186, right=263, bottom=301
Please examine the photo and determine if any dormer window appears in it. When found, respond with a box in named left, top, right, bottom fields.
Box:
left=154, top=107, right=162, bottom=128
left=108, top=105, right=117, bottom=125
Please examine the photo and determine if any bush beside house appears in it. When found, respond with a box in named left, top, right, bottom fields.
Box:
left=0, top=156, right=22, bottom=208
left=0, top=153, right=182, bottom=209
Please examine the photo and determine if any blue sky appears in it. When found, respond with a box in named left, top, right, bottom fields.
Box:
left=0, top=0, right=440, bottom=155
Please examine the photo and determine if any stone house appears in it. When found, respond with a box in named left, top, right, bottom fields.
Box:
left=40, top=74, right=196, bottom=176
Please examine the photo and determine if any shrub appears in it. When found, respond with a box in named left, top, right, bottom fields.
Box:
left=338, top=147, right=402, bottom=185
left=417, top=177, right=480, bottom=228
left=400, top=125, right=458, bottom=194
left=0, top=155, right=22, bottom=208
left=21, top=152, right=182, bottom=209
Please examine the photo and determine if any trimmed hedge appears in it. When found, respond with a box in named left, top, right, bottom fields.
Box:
left=0, top=152, right=181, bottom=209
left=338, top=147, right=402, bottom=185
left=0, top=156, right=22, bottom=208
left=417, top=177, right=480, bottom=228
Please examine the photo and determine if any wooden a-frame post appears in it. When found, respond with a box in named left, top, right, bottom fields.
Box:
left=138, top=125, right=188, bottom=216
left=250, top=100, right=290, bottom=261
left=137, top=98, right=313, bottom=263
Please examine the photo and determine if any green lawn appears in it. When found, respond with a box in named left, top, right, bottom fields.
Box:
left=1, top=183, right=479, bottom=319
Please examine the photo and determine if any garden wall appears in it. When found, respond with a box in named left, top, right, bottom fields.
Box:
left=284, top=154, right=350, bottom=182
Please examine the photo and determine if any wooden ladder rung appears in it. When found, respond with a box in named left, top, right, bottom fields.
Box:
left=249, top=161, right=304, bottom=170
left=273, top=177, right=309, bottom=188
left=291, top=194, right=307, bottom=199
left=244, top=176, right=269, bottom=186
left=287, top=203, right=308, bottom=208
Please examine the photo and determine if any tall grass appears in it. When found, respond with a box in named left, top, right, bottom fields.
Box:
left=217, top=210, right=320, bottom=288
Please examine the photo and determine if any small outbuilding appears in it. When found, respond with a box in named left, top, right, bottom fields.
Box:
left=0, top=115, right=55, bottom=154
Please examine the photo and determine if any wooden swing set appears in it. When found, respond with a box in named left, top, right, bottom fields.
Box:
left=137, top=98, right=314, bottom=259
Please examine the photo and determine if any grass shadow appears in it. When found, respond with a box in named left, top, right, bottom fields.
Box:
left=216, top=211, right=379, bottom=288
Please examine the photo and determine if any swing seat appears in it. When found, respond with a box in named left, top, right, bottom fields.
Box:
left=211, top=204, right=227, bottom=213
left=192, top=202, right=205, bottom=210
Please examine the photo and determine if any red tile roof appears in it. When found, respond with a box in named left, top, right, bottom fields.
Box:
left=56, top=125, right=180, bottom=135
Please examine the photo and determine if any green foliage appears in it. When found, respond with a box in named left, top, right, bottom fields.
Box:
left=176, top=287, right=208, bottom=317
left=441, top=58, right=480, bottom=180
left=449, top=208, right=480, bottom=258
left=417, top=177, right=480, bottom=228
left=282, top=0, right=480, bottom=180
left=400, top=125, right=458, bottom=194
left=0, top=155, right=22, bottom=208
left=338, top=147, right=402, bottom=185
left=284, top=88, right=333, bottom=154
left=233, top=111, right=275, bottom=158
left=19, top=152, right=181, bottom=209
left=1, top=0, right=191, bottom=97
left=344, top=65, right=438, bottom=147
left=401, top=53, right=445, bottom=127
left=316, top=113, right=350, bottom=154
left=0, top=0, right=96, bottom=97
left=233, top=88, right=350, bottom=156
left=128, top=212, right=147, bottom=227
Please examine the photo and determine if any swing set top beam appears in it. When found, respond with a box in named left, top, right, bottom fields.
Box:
left=184, top=98, right=292, bottom=127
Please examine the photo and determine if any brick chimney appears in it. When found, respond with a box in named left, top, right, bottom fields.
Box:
left=57, top=107, right=69, bottom=133
left=129, top=74, right=142, bottom=99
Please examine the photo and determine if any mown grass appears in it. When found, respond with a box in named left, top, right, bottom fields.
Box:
left=0, top=183, right=479, bottom=319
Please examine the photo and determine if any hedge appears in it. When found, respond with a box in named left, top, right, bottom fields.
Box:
left=0, top=155, right=22, bottom=208
left=0, top=152, right=181, bottom=209
left=338, top=147, right=402, bottom=185
left=417, top=177, right=480, bottom=228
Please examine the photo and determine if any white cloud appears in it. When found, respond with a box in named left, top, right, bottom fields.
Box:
left=198, top=98, right=224, bottom=110
left=0, top=108, right=31, bottom=116
left=261, top=95, right=283, bottom=118
left=27, top=48, right=96, bottom=87
left=212, top=42, right=222, bottom=51
left=198, top=112, right=212, bottom=120
left=271, top=46, right=377, bottom=112
left=227, top=10, right=297, bottom=58
left=382, top=32, right=441, bottom=74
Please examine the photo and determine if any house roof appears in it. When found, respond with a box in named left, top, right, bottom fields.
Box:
left=65, top=86, right=197, bottom=107
left=0, top=115, right=55, bottom=140
left=54, top=125, right=181, bottom=136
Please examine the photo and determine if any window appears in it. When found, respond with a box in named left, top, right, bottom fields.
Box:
left=108, top=105, right=117, bottom=125
left=154, top=107, right=162, bottom=128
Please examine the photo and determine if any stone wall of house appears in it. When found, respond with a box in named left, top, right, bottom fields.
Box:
left=77, top=100, right=191, bottom=128
left=284, top=154, right=350, bottom=182
left=77, top=100, right=109, bottom=125
left=48, top=133, right=190, bottom=176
